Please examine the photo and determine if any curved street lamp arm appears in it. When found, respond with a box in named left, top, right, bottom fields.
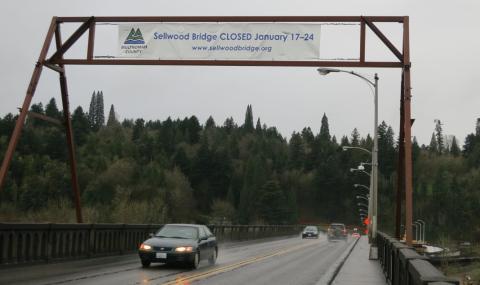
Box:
left=317, top=68, right=376, bottom=87
left=356, top=195, right=369, bottom=202
left=343, top=146, right=372, bottom=155
left=354, top=184, right=370, bottom=191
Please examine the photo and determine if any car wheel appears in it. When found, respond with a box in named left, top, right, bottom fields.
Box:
left=141, top=260, right=151, bottom=268
left=190, top=251, right=200, bottom=269
left=208, top=248, right=217, bottom=265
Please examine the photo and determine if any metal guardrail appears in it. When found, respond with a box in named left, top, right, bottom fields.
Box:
left=377, top=231, right=460, bottom=285
left=0, top=223, right=302, bottom=266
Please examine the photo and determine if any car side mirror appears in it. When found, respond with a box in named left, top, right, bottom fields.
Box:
left=148, top=233, right=154, bottom=238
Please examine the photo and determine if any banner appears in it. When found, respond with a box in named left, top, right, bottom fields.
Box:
left=118, top=23, right=322, bottom=60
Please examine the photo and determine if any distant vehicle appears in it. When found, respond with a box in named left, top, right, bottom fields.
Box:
left=302, top=226, right=319, bottom=239
left=327, top=223, right=348, bottom=241
left=352, top=227, right=360, bottom=238
left=138, top=224, right=217, bottom=269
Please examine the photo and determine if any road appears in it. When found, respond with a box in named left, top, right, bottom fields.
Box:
left=0, top=234, right=354, bottom=285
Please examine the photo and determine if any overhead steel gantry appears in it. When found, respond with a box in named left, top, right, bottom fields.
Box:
left=0, top=16, right=414, bottom=245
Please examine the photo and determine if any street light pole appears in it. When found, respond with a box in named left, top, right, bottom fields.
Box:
left=318, top=68, right=379, bottom=245
left=372, top=73, right=379, bottom=244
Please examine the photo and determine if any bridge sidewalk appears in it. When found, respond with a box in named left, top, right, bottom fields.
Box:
left=332, top=236, right=386, bottom=285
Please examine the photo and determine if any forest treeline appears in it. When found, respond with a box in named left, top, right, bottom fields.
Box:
left=0, top=93, right=479, bottom=242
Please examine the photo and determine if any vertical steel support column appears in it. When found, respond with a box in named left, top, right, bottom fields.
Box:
left=55, top=24, right=83, bottom=223
left=402, top=17, right=413, bottom=246
left=0, top=18, right=57, bottom=191
left=359, top=19, right=366, bottom=63
left=395, top=75, right=405, bottom=239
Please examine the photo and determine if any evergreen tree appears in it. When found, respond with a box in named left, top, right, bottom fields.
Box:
left=96, top=91, right=105, bottom=128
left=255, top=118, right=262, bottom=133
left=45, top=98, right=61, bottom=119
left=377, top=121, right=395, bottom=174
left=132, top=118, right=145, bottom=141
left=429, top=133, right=438, bottom=154
left=332, top=135, right=337, bottom=145
left=186, top=116, right=201, bottom=144
left=340, top=135, right=349, bottom=146
left=29, top=103, right=45, bottom=126
left=106, top=104, right=118, bottom=127
left=288, top=132, right=304, bottom=169
left=412, top=136, right=421, bottom=162
left=258, top=180, right=289, bottom=224
left=243, top=105, right=254, bottom=132
left=351, top=128, right=360, bottom=146
left=205, top=116, right=216, bottom=129
left=319, top=113, right=331, bottom=141
left=435, top=119, right=444, bottom=153
left=88, top=91, right=96, bottom=129
left=450, top=136, right=460, bottom=156
left=301, top=127, right=314, bottom=145
left=223, top=117, right=235, bottom=134
left=72, top=106, right=90, bottom=145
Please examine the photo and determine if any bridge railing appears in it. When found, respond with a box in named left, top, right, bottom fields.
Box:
left=377, top=231, right=460, bottom=285
left=0, top=223, right=302, bottom=266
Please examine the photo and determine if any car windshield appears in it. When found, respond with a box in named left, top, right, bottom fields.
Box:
left=155, top=225, right=198, bottom=239
left=305, top=226, right=317, bottom=231
left=330, top=224, right=345, bottom=230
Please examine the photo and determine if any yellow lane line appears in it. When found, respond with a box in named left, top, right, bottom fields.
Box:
left=160, top=240, right=318, bottom=285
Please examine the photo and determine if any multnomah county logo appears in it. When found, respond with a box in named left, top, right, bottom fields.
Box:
left=121, top=27, right=148, bottom=55
left=124, top=28, right=145, bottom=44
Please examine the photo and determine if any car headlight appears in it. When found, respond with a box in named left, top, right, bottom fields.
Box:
left=139, top=243, right=152, bottom=251
left=175, top=246, right=193, bottom=252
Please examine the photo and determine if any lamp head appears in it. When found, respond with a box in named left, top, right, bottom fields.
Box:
left=317, top=68, right=340, bottom=76
left=357, top=165, right=365, bottom=171
left=354, top=184, right=359, bottom=187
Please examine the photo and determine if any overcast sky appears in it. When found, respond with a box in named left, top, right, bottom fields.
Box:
left=1, top=0, right=479, bottom=145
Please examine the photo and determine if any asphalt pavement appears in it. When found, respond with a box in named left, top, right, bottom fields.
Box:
left=0, top=234, right=356, bottom=285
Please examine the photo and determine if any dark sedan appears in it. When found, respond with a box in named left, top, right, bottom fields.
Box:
left=302, top=226, right=319, bottom=239
left=138, top=224, right=218, bottom=269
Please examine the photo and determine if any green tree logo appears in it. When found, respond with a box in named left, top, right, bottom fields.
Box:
left=124, top=28, right=145, bottom=44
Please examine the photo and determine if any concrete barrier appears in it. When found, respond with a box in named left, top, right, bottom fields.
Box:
left=377, top=231, right=459, bottom=285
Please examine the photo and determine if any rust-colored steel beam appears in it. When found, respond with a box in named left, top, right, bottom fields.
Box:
left=364, top=18, right=403, bottom=62
left=56, top=15, right=405, bottom=23
left=50, top=17, right=94, bottom=61
left=360, top=20, right=366, bottom=63
left=87, top=19, right=95, bottom=60
left=44, top=63, right=65, bottom=73
left=402, top=16, right=413, bottom=246
left=0, top=18, right=57, bottom=191
left=55, top=24, right=83, bottom=223
left=50, top=59, right=403, bottom=68
left=396, top=73, right=405, bottom=239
